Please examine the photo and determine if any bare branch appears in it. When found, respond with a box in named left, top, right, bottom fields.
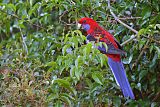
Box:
left=120, top=35, right=136, bottom=46
left=107, top=0, right=139, bottom=46
left=119, top=17, right=142, bottom=20
left=60, top=20, right=76, bottom=26
left=107, top=0, right=138, bottom=34
left=121, top=35, right=160, bottom=45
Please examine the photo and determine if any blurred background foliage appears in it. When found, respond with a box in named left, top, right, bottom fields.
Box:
left=0, top=0, right=160, bottom=106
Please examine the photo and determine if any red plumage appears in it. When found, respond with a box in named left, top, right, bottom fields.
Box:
left=79, top=17, right=123, bottom=61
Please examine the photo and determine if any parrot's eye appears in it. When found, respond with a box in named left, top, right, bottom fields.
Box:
left=83, top=20, right=86, bottom=23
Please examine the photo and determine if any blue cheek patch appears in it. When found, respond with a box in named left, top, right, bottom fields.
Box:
left=82, top=24, right=90, bottom=31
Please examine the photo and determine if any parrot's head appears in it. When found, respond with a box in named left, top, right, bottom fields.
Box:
left=78, top=17, right=98, bottom=32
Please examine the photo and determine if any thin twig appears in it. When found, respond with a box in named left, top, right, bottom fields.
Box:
left=0, top=9, right=20, bottom=19
left=107, top=1, right=160, bottom=45
left=59, top=10, right=69, bottom=23
left=59, top=9, right=76, bottom=26
left=107, top=0, right=138, bottom=46
left=60, top=20, right=76, bottom=26
left=132, top=38, right=150, bottom=68
left=19, top=27, right=28, bottom=55
left=97, top=17, right=142, bottom=24
left=27, top=21, right=46, bottom=30
left=152, top=91, right=160, bottom=102
left=107, top=0, right=138, bottom=34
left=142, top=35, right=160, bottom=44
left=119, top=17, right=142, bottom=20
left=120, top=35, right=137, bottom=46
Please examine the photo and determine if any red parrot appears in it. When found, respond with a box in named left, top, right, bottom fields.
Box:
left=78, top=17, right=135, bottom=99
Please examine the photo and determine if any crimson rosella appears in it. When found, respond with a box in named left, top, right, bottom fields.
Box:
left=78, top=17, right=135, bottom=99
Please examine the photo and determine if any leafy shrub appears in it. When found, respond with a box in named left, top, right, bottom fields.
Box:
left=0, top=0, right=160, bottom=106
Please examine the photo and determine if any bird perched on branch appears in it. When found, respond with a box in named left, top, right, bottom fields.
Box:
left=78, top=17, right=135, bottom=99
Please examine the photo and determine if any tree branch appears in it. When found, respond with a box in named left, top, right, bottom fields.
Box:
left=107, top=0, right=138, bottom=34
left=119, top=17, right=142, bottom=20
left=107, top=0, right=160, bottom=45
left=120, top=35, right=136, bottom=46
left=107, top=0, right=138, bottom=46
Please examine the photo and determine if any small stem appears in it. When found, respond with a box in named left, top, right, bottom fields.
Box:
left=118, top=17, right=142, bottom=20
left=107, top=0, right=139, bottom=46
left=107, top=1, right=160, bottom=45
left=19, top=27, right=28, bottom=55
left=108, top=0, right=138, bottom=34
left=132, top=38, right=150, bottom=68
left=120, top=35, right=137, bottom=46
left=142, top=35, right=160, bottom=44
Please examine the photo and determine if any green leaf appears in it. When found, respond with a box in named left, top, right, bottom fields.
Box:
left=83, top=42, right=92, bottom=57
left=142, top=6, right=151, bottom=19
left=102, top=42, right=108, bottom=52
left=75, top=68, right=80, bottom=80
left=75, top=56, right=83, bottom=68
left=7, top=3, right=16, bottom=12
left=100, top=55, right=104, bottom=67
left=55, top=100, right=62, bottom=107
left=89, top=100, right=94, bottom=107
left=155, top=46, right=160, bottom=58
left=54, top=79, right=70, bottom=88
left=85, top=78, right=92, bottom=88
left=62, top=44, right=71, bottom=55
left=29, top=0, right=33, bottom=7
left=54, top=79, right=76, bottom=96
left=138, top=28, right=146, bottom=36
left=92, top=72, right=103, bottom=85
left=123, top=54, right=133, bottom=64
left=6, top=20, right=10, bottom=35
left=149, top=53, right=158, bottom=68
left=73, top=30, right=83, bottom=37
left=45, top=61, right=57, bottom=67
left=113, top=97, right=121, bottom=107
left=60, top=95, right=71, bottom=107
left=47, top=93, right=59, bottom=102
left=139, top=70, right=148, bottom=81
left=155, top=24, right=160, bottom=29
left=70, top=66, right=75, bottom=78
left=60, top=93, right=75, bottom=101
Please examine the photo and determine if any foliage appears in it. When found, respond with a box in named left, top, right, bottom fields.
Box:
left=0, top=0, right=160, bottom=106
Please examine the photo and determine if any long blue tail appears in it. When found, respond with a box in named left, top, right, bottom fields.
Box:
left=108, top=57, right=135, bottom=99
